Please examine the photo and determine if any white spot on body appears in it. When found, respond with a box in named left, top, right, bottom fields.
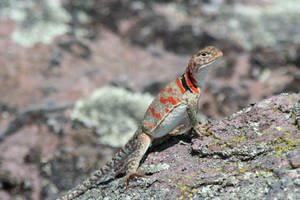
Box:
left=152, top=104, right=187, bottom=138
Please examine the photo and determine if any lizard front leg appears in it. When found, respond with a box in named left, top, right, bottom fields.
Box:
left=123, top=132, right=151, bottom=186
left=186, top=95, right=211, bottom=136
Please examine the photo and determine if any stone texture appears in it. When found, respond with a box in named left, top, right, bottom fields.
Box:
left=73, top=93, right=300, bottom=200
left=71, top=86, right=153, bottom=147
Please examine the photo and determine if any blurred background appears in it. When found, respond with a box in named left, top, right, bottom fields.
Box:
left=0, top=0, right=299, bottom=199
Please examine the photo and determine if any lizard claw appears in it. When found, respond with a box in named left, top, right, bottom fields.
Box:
left=193, top=121, right=212, bottom=136
left=123, top=170, right=145, bottom=186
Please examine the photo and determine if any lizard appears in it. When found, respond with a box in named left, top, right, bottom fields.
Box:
left=57, top=46, right=223, bottom=200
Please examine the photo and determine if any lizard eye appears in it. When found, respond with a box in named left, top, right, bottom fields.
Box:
left=197, top=52, right=209, bottom=58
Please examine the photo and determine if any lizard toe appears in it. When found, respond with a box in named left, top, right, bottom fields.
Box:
left=194, top=121, right=212, bottom=136
left=123, top=170, right=145, bottom=186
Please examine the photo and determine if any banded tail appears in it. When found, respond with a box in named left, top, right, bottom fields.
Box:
left=56, top=131, right=140, bottom=200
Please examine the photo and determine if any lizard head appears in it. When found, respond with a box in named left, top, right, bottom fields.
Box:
left=188, top=46, right=223, bottom=73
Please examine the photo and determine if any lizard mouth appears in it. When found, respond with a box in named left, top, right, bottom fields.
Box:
left=197, top=51, right=223, bottom=70
left=196, top=60, right=216, bottom=72
left=196, top=58, right=222, bottom=72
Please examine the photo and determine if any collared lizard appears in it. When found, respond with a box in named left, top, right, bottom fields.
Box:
left=57, top=46, right=223, bottom=200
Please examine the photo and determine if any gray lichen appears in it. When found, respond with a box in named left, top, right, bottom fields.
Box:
left=0, top=0, right=70, bottom=47
left=71, top=86, right=153, bottom=147
left=217, top=0, right=300, bottom=49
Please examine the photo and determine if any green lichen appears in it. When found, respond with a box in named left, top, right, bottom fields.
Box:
left=216, top=132, right=246, bottom=148
left=272, top=107, right=281, bottom=112
left=170, top=176, right=197, bottom=200
left=272, top=137, right=300, bottom=158
left=232, top=133, right=246, bottom=144
left=261, top=128, right=271, bottom=135
left=255, top=124, right=300, bottom=158
left=207, top=137, right=220, bottom=148
left=239, top=164, right=249, bottom=173
left=72, top=86, right=153, bottom=147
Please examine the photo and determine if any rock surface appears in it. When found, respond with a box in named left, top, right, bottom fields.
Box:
left=0, top=1, right=299, bottom=199
left=73, top=93, right=300, bottom=200
left=71, top=86, right=153, bottom=147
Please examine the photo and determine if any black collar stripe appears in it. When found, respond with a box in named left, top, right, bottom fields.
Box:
left=181, top=75, right=192, bottom=92
left=187, top=70, right=197, bottom=89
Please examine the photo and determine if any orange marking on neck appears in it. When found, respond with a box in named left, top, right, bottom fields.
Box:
left=185, top=71, right=199, bottom=94
left=176, top=78, right=185, bottom=94
left=150, top=107, right=162, bottom=120
left=165, top=108, right=170, bottom=113
left=160, top=96, right=178, bottom=105
left=167, top=88, right=173, bottom=93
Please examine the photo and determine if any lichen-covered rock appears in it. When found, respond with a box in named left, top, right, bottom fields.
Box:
left=216, top=0, right=300, bottom=50
left=0, top=0, right=71, bottom=47
left=71, top=86, right=153, bottom=147
left=73, top=93, right=300, bottom=200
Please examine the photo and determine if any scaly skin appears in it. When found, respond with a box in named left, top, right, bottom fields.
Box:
left=57, top=46, right=223, bottom=200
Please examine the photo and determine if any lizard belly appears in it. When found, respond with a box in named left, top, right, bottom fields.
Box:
left=152, top=104, right=187, bottom=138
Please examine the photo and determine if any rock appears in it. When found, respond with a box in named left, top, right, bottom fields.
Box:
left=70, top=93, right=300, bottom=200
left=78, top=0, right=300, bottom=53
left=0, top=0, right=71, bottom=47
left=71, top=86, right=153, bottom=147
left=290, top=157, right=300, bottom=169
left=215, top=0, right=300, bottom=50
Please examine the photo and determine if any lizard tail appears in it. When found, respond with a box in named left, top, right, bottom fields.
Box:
left=56, top=131, right=140, bottom=200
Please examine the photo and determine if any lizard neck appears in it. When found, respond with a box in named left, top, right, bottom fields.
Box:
left=180, top=68, right=199, bottom=94
left=188, top=65, right=211, bottom=89
left=179, top=60, right=213, bottom=94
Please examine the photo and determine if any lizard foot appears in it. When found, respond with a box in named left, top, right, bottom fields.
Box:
left=123, top=170, right=145, bottom=186
left=193, top=121, right=212, bottom=136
